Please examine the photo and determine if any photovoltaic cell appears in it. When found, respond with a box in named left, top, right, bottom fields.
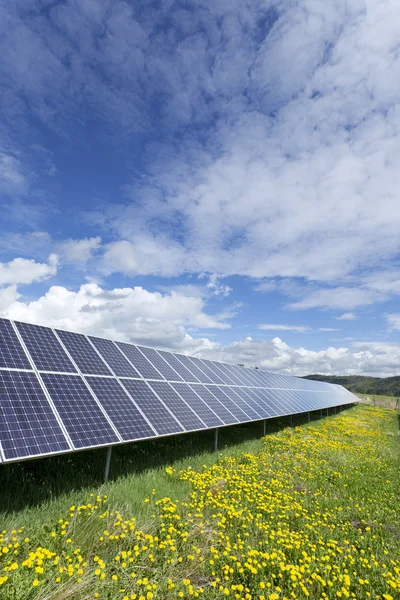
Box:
left=41, top=373, right=119, bottom=449
left=234, top=387, right=276, bottom=418
left=203, top=360, right=234, bottom=384
left=116, top=343, right=164, bottom=380
left=15, top=321, right=77, bottom=373
left=86, top=377, right=155, bottom=441
left=121, top=379, right=184, bottom=435
left=228, top=387, right=263, bottom=419
left=88, top=336, right=140, bottom=378
left=0, top=371, right=70, bottom=460
left=138, top=347, right=184, bottom=381
left=194, top=359, right=225, bottom=384
left=206, top=385, right=250, bottom=421
left=0, top=319, right=31, bottom=370
left=171, top=383, right=223, bottom=428
left=157, top=350, right=199, bottom=382
left=148, top=381, right=206, bottom=431
left=189, top=385, right=238, bottom=425
left=56, top=330, right=112, bottom=376
left=177, top=355, right=213, bottom=384
left=211, top=362, right=241, bottom=385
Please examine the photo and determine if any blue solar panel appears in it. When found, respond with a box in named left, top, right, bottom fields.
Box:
left=121, top=379, right=184, bottom=435
left=56, top=330, right=112, bottom=376
left=234, top=387, right=276, bottom=418
left=171, top=383, right=223, bottom=428
left=189, top=385, right=238, bottom=425
left=177, top=355, right=213, bottom=384
left=0, top=371, right=70, bottom=460
left=41, top=373, right=119, bottom=449
left=158, top=351, right=199, bottom=382
left=206, top=385, right=250, bottom=421
left=0, top=318, right=31, bottom=370
left=195, top=359, right=225, bottom=384
left=213, top=362, right=245, bottom=386
left=148, top=381, right=206, bottom=431
left=15, top=321, right=76, bottom=373
left=86, top=377, right=155, bottom=441
left=88, top=336, right=140, bottom=378
left=138, top=347, right=184, bottom=381
left=227, top=387, right=262, bottom=420
left=245, top=388, right=280, bottom=417
left=116, top=343, right=164, bottom=380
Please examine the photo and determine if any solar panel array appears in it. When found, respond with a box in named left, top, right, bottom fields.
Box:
left=0, top=318, right=357, bottom=464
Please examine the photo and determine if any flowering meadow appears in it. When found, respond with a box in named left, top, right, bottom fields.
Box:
left=0, top=404, right=399, bottom=600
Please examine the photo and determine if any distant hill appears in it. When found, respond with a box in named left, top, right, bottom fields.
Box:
left=302, top=374, right=400, bottom=397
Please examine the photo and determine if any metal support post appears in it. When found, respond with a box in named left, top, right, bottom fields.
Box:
left=263, top=420, right=266, bottom=436
left=320, top=409, right=323, bottom=418
left=326, top=408, right=329, bottom=416
left=214, top=428, right=219, bottom=451
left=308, top=412, right=311, bottom=422
left=104, top=446, right=112, bottom=481
left=290, top=414, right=294, bottom=427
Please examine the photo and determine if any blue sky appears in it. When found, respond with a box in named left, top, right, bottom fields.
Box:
left=1, top=0, right=400, bottom=376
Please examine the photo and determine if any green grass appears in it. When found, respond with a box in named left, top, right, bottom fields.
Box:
left=0, top=405, right=399, bottom=600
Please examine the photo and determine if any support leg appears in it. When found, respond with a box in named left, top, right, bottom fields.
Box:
left=104, top=446, right=112, bottom=481
left=307, top=412, right=311, bottom=422
left=290, top=414, right=294, bottom=428
left=320, top=409, right=323, bottom=419
left=214, top=428, right=219, bottom=452
left=263, top=420, right=266, bottom=436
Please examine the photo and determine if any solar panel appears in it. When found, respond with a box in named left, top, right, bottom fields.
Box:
left=116, top=343, right=164, bottom=380
left=0, top=371, right=70, bottom=460
left=177, top=354, right=214, bottom=384
left=205, top=385, right=250, bottom=421
left=86, top=377, right=155, bottom=441
left=189, top=385, right=239, bottom=425
left=225, top=387, right=262, bottom=420
left=56, top=330, right=112, bottom=376
left=229, top=387, right=266, bottom=418
left=195, top=359, right=225, bottom=384
left=0, top=318, right=31, bottom=370
left=171, top=383, right=223, bottom=428
left=121, top=379, right=184, bottom=435
left=15, top=321, right=76, bottom=373
left=88, top=336, right=140, bottom=378
left=138, top=347, right=184, bottom=382
left=41, top=373, right=119, bottom=449
left=157, top=350, right=199, bottom=382
left=0, top=317, right=358, bottom=466
left=148, top=381, right=206, bottom=431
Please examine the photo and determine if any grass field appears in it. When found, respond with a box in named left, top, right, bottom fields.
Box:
left=357, top=394, right=400, bottom=411
left=0, top=405, right=399, bottom=600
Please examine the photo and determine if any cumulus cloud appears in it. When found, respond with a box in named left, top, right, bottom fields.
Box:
left=258, top=323, right=310, bottom=333
left=336, top=313, right=358, bottom=321
left=58, top=237, right=101, bottom=264
left=386, top=314, right=400, bottom=330
left=0, top=283, right=232, bottom=349
left=207, top=337, right=400, bottom=378
left=0, top=254, right=58, bottom=286
left=318, top=328, right=340, bottom=332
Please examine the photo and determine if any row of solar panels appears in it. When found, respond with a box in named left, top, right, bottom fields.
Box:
left=0, top=318, right=357, bottom=464
left=2, top=318, right=332, bottom=390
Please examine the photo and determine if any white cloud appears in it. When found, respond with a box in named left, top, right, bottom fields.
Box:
left=0, top=152, right=27, bottom=195
left=336, top=313, right=358, bottom=321
left=286, top=287, right=384, bottom=311
left=205, top=337, right=400, bottom=378
left=0, top=254, right=58, bottom=286
left=1, top=283, right=232, bottom=350
left=58, top=237, right=101, bottom=263
left=205, top=274, right=232, bottom=297
left=318, top=328, right=340, bottom=332
left=258, top=323, right=310, bottom=333
left=386, top=313, right=400, bottom=330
